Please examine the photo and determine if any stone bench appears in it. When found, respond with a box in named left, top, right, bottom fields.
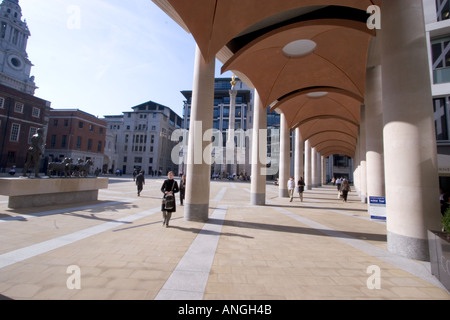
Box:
left=0, top=177, right=109, bottom=209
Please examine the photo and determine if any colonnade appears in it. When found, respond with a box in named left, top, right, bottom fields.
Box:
left=183, top=0, right=442, bottom=261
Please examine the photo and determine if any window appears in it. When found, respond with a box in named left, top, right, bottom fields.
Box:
left=434, top=97, right=450, bottom=140
left=97, top=141, right=102, bottom=152
left=51, top=135, right=57, bottom=148
left=10, top=123, right=20, bottom=142
left=78, top=121, right=83, bottom=129
left=432, top=36, right=450, bottom=84
left=87, top=139, right=93, bottom=151
left=1, top=22, right=7, bottom=39
left=14, top=102, right=23, bottom=113
left=76, top=136, right=82, bottom=149
left=64, top=119, right=69, bottom=126
left=61, top=135, right=67, bottom=148
left=134, top=157, right=142, bottom=163
left=7, top=151, right=15, bottom=163
left=437, top=0, right=450, bottom=21
left=32, top=107, right=40, bottom=118
left=28, top=127, right=37, bottom=144
left=0, top=97, right=4, bottom=108
left=89, top=124, right=94, bottom=132
left=53, top=119, right=58, bottom=126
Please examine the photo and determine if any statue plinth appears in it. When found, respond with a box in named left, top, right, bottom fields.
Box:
left=0, top=177, right=109, bottom=209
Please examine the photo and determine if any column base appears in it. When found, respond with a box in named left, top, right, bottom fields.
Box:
left=184, top=203, right=209, bottom=222
left=279, top=189, right=289, bottom=198
left=251, top=193, right=266, bottom=206
left=387, top=230, right=430, bottom=261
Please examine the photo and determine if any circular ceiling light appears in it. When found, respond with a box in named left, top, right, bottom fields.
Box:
left=283, top=40, right=317, bottom=58
left=307, top=92, right=328, bottom=98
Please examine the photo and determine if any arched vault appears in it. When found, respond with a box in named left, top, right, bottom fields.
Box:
left=152, top=1, right=382, bottom=156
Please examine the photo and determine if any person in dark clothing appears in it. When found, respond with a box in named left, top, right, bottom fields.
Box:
left=298, top=177, right=305, bottom=202
left=179, top=174, right=186, bottom=205
left=135, top=170, right=145, bottom=196
left=161, top=171, right=179, bottom=227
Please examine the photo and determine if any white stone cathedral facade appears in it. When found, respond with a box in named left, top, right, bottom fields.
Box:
left=0, top=0, right=36, bottom=95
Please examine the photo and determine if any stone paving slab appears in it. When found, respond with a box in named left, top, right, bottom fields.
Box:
left=0, top=177, right=449, bottom=300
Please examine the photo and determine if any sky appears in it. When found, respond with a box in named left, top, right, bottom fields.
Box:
left=19, top=0, right=233, bottom=118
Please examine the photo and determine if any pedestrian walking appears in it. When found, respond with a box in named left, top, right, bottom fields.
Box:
left=179, top=174, right=186, bottom=206
left=298, top=177, right=305, bottom=202
left=336, top=177, right=342, bottom=199
left=288, top=176, right=295, bottom=202
left=135, top=170, right=145, bottom=196
left=161, top=171, right=179, bottom=227
left=340, top=178, right=351, bottom=202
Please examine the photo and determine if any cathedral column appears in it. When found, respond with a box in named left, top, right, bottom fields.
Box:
left=250, top=91, right=267, bottom=205
left=185, top=45, right=215, bottom=222
left=381, top=0, right=441, bottom=260
left=279, top=113, right=290, bottom=198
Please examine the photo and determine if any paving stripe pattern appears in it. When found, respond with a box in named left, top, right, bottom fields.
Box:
left=0, top=177, right=448, bottom=300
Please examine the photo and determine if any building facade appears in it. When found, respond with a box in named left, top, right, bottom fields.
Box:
left=426, top=0, right=450, bottom=191
left=181, top=78, right=254, bottom=178
left=0, top=0, right=50, bottom=172
left=45, top=109, right=106, bottom=174
left=0, top=83, right=50, bottom=171
left=104, top=100, right=183, bottom=176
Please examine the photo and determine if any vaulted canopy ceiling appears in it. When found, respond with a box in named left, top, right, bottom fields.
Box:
left=152, top=0, right=382, bottom=157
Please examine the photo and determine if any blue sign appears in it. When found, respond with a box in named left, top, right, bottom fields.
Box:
left=369, top=196, right=386, bottom=221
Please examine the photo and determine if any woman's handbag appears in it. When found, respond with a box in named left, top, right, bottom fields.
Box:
left=162, top=181, right=175, bottom=210
left=164, top=194, right=175, bottom=210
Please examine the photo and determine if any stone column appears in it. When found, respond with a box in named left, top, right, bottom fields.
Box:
left=185, top=45, right=215, bottom=222
left=381, top=0, right=441, bottom=260
left=365, top=65, right=385, bottom=199
left=227, top=87, right=237, bottom=175
left=250, top=91, right=267, bottom=205
left=359, top=105, right=367, bottom=203
left=321, top=155, right=327, bottom=185
left=311, top=147, right=318, bottom=188
left=305, top=140, right=312, bottom=190
left=279, top=113, right=290, bottom=197
left=316, top=152, right=322, bottom=187
left=294, top=128, right=304, bottom=183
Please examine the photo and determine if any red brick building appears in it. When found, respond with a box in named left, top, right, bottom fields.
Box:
left=45, top=109, right=107, bottom=173
left=0, top=83, right=51, bottom=172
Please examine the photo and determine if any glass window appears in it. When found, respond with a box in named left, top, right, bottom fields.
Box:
left=10, top=123, right=20, bottom=142
left=437, top=0, right=450, bottom=21
left=223, top=107, right=229, bottom=118
left=434, top=97, right=449, bottom=140
left=14, top=102, right=23, bottom=113
left=32, top=107, right=40, bottom=118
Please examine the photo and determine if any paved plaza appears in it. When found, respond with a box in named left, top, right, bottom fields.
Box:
left=0, top=177, right=449, bottom=300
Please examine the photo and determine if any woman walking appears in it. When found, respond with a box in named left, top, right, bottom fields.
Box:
left=161, top=171, right=179, bottom=227
left=135, top=170, right=145, bottom=196
left=340, top=178, right=351, bottom=202
left=179, top=175, right=186, bottom=205
left=298, top=177, right=305, bottom=202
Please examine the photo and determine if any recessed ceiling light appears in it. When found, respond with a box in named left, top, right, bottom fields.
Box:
left=283, top=40, right=317, bottom=58
left=307, top=92, right=328, bottom=98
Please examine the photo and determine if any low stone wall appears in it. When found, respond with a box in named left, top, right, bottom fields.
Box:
left=0, top=177, right=108, bottom=209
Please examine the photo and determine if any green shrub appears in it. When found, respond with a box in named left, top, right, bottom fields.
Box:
left=443, top=208, right=450, bottom=233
